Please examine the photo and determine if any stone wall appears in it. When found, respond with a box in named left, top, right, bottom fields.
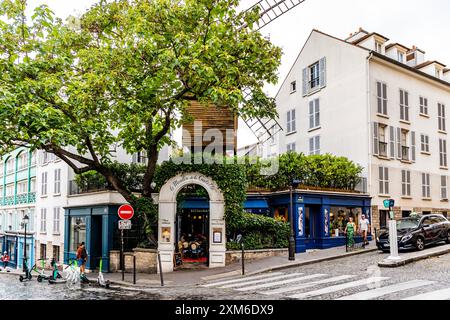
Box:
left=225, top=248, right=288, bottom=265
left=109, top=249, right=157, bottom=274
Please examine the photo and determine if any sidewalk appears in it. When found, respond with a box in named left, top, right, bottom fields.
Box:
left=378, top=244, right=450, bottom=267
left=87, top=243, right=377, bottom=290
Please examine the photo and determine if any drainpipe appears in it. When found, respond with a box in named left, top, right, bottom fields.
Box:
left=366, top=52, right=374, bottom=218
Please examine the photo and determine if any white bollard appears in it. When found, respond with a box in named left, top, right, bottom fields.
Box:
left=387, top=219, right=401, bottom=261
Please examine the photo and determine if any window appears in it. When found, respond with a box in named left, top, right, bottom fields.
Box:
left=6, top=184, right=14, bottom=196
left=286, top=109, right=296, bottom=134
left=379, top=210, right=388, bottom=228
left=30, top=178, right=36, bottom=193
left=438, top=103, right=446, bottom=132
left=422, top=173, right=431, bottom=198
left=302, top=57, right=326, bottom=95
left=17, top=152, right=28, bottom=170
left=402, top=211, right=412, bottom=218
left=40, top=208, right=47, bottom=233
left=53, top=246, right=60, bottom=263
left=421, top=134, right=430, bottom=153
left=379, top=166, right=389, bottom=195
left=309, top=99, right=320, bottom=129
left=6, top=158, right=14, bottom=173
left=376, top=82, right=388, bottom=115
left=40, top=244, right=46, bottom=260
left=287, top=143, right=296, bottom=153
left=436, top=68, right=442, bottom=79
left=290, top=81, right=297, bottom=93
left=441, top=176, right=448, bottom=200
left=329, top=207, right=363, bottom=237
left=53, top=207, right=60, bottom=234
left=54, top=169, right=61, bottom=194
left=375, top=41, right=383, bottom=53
left=309, top=62, right=320, bottom=90
left=309, top=136, right=320, bottom=155
left=0, top=163, right=3, bottom=177
left=420, top=97, right=428, bottom=115
left=397, top=51, right=404, bottom=63
left=401, top=170, right=411, bottom=197
left=41, top=172, right=47, bottom=196
left=399, top=89, right=409, bottom=121
left=17, top=181, right=27, bottom=195
left=378, top=125, right=388, bottom=157
left=440, top=139, right=448, bottom=167
left=70, top=217, right=86, bottom=252
left=31, top=151, right=37, bottom=165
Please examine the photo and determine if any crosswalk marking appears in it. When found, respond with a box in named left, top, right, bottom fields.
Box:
left=261, top=275, right=356, bottom=296
left=337, top=280, right=435, bottom=300
left=402, top=287, right=450, bottom=300
left=288, top=276, right=390, bottom=299
left=200, top=272, right=283, bottom=288
left=235, top=274, right=328, bottom=292
left=220, top=273, right=304, bottom=289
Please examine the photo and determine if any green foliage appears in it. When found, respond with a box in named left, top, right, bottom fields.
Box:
left=226, top=213, right=290, bottom=250
left=246, top=153, right=363, bottom=191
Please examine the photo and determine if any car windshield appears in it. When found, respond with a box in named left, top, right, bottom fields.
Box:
left=396, top=218, right=420, bottom=230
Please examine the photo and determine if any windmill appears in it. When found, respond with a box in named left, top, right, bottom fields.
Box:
left=182, top=0, right=306, bottom=154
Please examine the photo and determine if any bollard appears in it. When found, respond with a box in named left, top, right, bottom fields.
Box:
left=158, top=252, right=164, bottom=287
left=241, top=243, right=245, bottom=276
left=133, top=255, right=136, bottom=285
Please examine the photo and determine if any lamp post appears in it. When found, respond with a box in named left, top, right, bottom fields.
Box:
left=22, top=214, right=30, bottom=273
left=289, top=180, right=301, bottom=261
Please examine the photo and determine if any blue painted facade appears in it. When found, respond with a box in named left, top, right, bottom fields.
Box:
left=64, top=205, right=120, bottom=272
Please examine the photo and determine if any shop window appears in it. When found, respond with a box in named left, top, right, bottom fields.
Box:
left=273, top=207, right=288, bottom=223
left=379, top=210, right=388, bottom=228
left=402, top=211, right=411, bottom=218
left=329, top=207, right=362, bottom=237
left=70, top=217, right=86, bottom=252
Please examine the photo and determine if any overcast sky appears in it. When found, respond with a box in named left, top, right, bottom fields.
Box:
left=28, top=0, right=450, bottom=147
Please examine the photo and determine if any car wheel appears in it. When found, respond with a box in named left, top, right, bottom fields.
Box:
left=446, top=231, right=450, bottom=244
left=416, top=237, right=425, bottom=251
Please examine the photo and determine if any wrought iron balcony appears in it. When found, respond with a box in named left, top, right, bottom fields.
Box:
left=69, top=180, right=111, bottom=195
left=379, top=141, right=388, bottom=157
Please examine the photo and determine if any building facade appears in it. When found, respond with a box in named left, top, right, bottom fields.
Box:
left=0, top=148, right=37, bottom=269
left=273, top=28, right=450, bottom=231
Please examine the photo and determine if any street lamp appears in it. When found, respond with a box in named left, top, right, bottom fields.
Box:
left=22, top=213, right=30, bottom=272
left=289, top=179, right=301, bottom=261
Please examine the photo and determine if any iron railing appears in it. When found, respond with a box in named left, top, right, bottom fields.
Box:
left=68, top=180, right=110, bottom=195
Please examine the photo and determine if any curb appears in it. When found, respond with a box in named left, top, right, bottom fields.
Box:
left=245, top=248, right=378, bottom=276
left=378, top=246, right=450, bottom=268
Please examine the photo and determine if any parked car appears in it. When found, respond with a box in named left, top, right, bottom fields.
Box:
left=376, top=214, right=450, bottom=252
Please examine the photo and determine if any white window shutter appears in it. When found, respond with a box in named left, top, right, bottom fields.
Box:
left=373, top=122, right=379, bottom=155
left=411, top=131, right=416, bottom=162
left=389, top=126, right=395, bottom=159
left=319, top=57, right=326, bottom=88
left=302, top=67, right=308, bottom=96
left=396, top=127, right=402, bottom=159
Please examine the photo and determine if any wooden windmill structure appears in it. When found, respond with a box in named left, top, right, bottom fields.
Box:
left=182, top=0, right=306, bottom=155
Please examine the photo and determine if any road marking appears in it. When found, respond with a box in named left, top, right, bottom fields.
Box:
left=220, top=273, right=304, bottom=289
left=261, top=275, right=356, bottom=295
left=220, top=273, right=303, bottom=289
left=200, top=272, right=283, bottom=287
left=337, top=280, right=435, bottom=300
left=235, top=274, right=328, bottom=292
left=402, top=287, right=450, bottom=300
left=288, top=276, right=390, bottom=299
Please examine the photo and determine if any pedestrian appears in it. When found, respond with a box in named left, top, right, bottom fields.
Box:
left=1, top=251, right=10, bottom=272
left=345, top=217, right=356, bottom=248
left=359, top=214, right=371, bottom=246
left=76, top=242, right=88, bottom=275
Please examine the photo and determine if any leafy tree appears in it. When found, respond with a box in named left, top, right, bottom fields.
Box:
left=0, top=1, right=281, bottom=207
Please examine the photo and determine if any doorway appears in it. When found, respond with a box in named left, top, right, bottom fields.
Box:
left=91, top=215, right=103, bottom=271
left=304, top=205, right=321, bottom=249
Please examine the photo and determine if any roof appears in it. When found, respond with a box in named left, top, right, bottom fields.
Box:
left=444, top=69, right=450, bottom=73
left=385, top=43, right=410, bottom=51
left=415, top=60, right=447, bottom=69
left=351, top=32, right=389, bottom=44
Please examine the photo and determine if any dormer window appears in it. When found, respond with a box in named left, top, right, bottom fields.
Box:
left=406, top=52, right=415, bottom=63
left=436, top=68, right=442, bottom=79
left=397, top=52, right=405, bottom=63
left=375, top=41, right=383, bottom=53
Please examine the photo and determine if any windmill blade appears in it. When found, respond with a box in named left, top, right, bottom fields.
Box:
left=242, top=0, right=306, bottom=31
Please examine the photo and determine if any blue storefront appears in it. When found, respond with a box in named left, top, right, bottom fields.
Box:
left=64, top=205, right=120, bottom=272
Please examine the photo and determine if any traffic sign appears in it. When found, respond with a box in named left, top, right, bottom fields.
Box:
left=383, top=200, right=390, bottom=209
left=118, top=204, right=134, bottom=220
left=118, top=220, right=132, bottom=230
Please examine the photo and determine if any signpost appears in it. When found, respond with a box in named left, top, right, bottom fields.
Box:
left=384, top=199, right=400, bottom=261
left=118, top=204, right=134, bottom=281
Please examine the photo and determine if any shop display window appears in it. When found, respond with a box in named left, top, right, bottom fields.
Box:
left=329, top=207, right=362, bottom=237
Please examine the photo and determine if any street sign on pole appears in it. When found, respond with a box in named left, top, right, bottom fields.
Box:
left=118, top=204, right=134, bottom=220
left=118, top=220, right=132, bottom=230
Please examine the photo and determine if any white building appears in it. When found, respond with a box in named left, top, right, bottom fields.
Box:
left=273, top=28, right=450, bottom=230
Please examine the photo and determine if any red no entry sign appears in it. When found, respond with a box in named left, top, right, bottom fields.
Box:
left=118, top=204, right=134, bottom=220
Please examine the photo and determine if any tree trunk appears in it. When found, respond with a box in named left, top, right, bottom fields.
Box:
left=142, top=144, right=159, bottom=197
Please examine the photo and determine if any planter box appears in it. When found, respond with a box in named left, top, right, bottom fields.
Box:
left=225, top=248, right=288, bottom=265
left=109, top=249, right=157, bottom=274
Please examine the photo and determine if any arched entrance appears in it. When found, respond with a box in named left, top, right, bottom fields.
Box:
left=158, top=173, right=226, bottom=273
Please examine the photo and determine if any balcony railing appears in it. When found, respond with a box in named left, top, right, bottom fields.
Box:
left=69, top=180, right=111, bottom=196
left=402, top=146, right=410, bottom=161
left=379, top=141, right=388, bottom=157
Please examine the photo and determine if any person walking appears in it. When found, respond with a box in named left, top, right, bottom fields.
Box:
left=345, top=217, right=356, bottom=248
left=359, top=214, right=371, bottom=246
left=76, top=242, right=88, bottom=275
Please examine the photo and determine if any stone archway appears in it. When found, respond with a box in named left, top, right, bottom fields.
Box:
left=157, top=173, right=226, bottom=273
